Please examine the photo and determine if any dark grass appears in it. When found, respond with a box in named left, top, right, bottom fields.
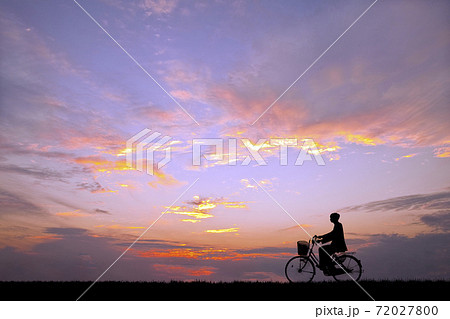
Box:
left=1, top=280, right=448, bottom=301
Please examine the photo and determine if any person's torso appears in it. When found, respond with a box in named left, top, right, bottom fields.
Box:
left=331, top=222, right=347, bottom=251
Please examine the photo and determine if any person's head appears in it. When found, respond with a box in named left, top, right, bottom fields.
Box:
left=330, top=212, right=340, bottom=223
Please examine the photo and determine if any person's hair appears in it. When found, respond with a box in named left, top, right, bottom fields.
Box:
left=330, top=212, right=340, bottom=220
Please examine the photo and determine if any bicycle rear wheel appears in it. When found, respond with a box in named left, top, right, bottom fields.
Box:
left=285, top=256, right=315, bottom=283
left=332, top=255, right=362, bottom=282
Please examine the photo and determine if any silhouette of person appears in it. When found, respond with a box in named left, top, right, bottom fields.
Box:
left=316, top=212, right=347, bottom=274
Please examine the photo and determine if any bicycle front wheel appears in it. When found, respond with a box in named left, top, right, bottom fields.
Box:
left=285, top=256, right=316, bottom=283
left=332, top=255, right=362, bottom=282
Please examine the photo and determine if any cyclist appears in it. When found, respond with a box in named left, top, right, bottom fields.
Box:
left=316, top=212, right=347, bottom=275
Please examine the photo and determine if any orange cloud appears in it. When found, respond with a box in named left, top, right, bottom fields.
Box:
left=55, top=210, right=87, bottom=217
left=170, top=89, right=194, bottom=101
left=135, top=247, right=291, bottom=261
left=148, top=170, right=185, bottom=189
left=342, top=133, right=383, bottom=146
left=241, top=178, right=257, bottom=189
left=241, top=178, right=276, bottom=191
left=94, top=224, right=146, bottom=230
left=395, top=153, right=418, bottom=161
left=118, top=183, right=133, bottom=188
left=74, top=156, right=131, bottom=173
left=62, top=134, right=124, bottom=153
left=205, top=228, right=239, bottom=234
left=326, top=153, right=341, bottom=161
left=27, top=234, right=61, bottom=241
left=221, top=202, right=248, bottom=208
left=206, top=51, right=449, bottom=154
left=434, top=146, right=450, bottom=158
left=281, top=224, right=313, bottom=231
left=137, top=248, right=226, bottom=259
left=164, top=209, right=214, bottom=220
left=164, top=196, right=249, bottom=223
left=181, top=219, right=202, bottom=223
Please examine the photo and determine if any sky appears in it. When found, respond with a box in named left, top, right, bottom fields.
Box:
left=0, top=0, right=449, bottom=283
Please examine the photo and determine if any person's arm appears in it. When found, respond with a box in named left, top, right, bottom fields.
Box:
left=319, top=226, right=337, bottom=244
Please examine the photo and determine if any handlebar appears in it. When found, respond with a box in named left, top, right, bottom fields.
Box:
left=311, top=235, right=321, bottom=245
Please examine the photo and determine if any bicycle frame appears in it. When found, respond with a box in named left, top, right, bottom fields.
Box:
left=286, top=237, right=363, bottom=282
left=303, top=238, right=348, bottom=269
left=304, top=238, right=321, bottom=266
left=306, top=237, right=362, bottom=276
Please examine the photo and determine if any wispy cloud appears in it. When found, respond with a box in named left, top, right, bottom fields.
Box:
left=205, top=228, right=239, bottom=234
left=420, top=211, right=450, bottom=232
left=0, top=188, right=46, bottom=216
left=148, top=170, right=185, bottom=189
left=94, top=224, right=146, bottom=230
left=140, top=0, right=178, bottom=16
left=0, top=163, right=67, bottom=181
left=340, top=189, right=450, bottom=213
left=55, top=210, right=87, bottom=218
left=164, top=195, right=249, bottom=223
left=44, top=227, right=88, bottom=236
left=279, top=224, right=313, bottom=232
left=395, top=153, right=417, bottom=161
left=76, top=181, right=114, bottom=194
left=433, top=145, right=450, bottom=158
left=340, top=189, right=450, bottom=233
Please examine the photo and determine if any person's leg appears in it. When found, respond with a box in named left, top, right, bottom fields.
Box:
left=319, top=245, right=334, bottom=268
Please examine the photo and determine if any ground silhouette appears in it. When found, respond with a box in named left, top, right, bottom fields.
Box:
left=0, top=280, right=448, bottom=301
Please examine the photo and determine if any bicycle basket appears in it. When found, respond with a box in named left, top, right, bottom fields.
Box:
left=297, top=240, right=309, bottom=255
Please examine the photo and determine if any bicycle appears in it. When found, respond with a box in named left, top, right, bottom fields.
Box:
left=285, top=235, right=363, bottom=283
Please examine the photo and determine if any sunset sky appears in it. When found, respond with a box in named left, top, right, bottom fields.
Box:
left=0, top=0, right=449, bottom=283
